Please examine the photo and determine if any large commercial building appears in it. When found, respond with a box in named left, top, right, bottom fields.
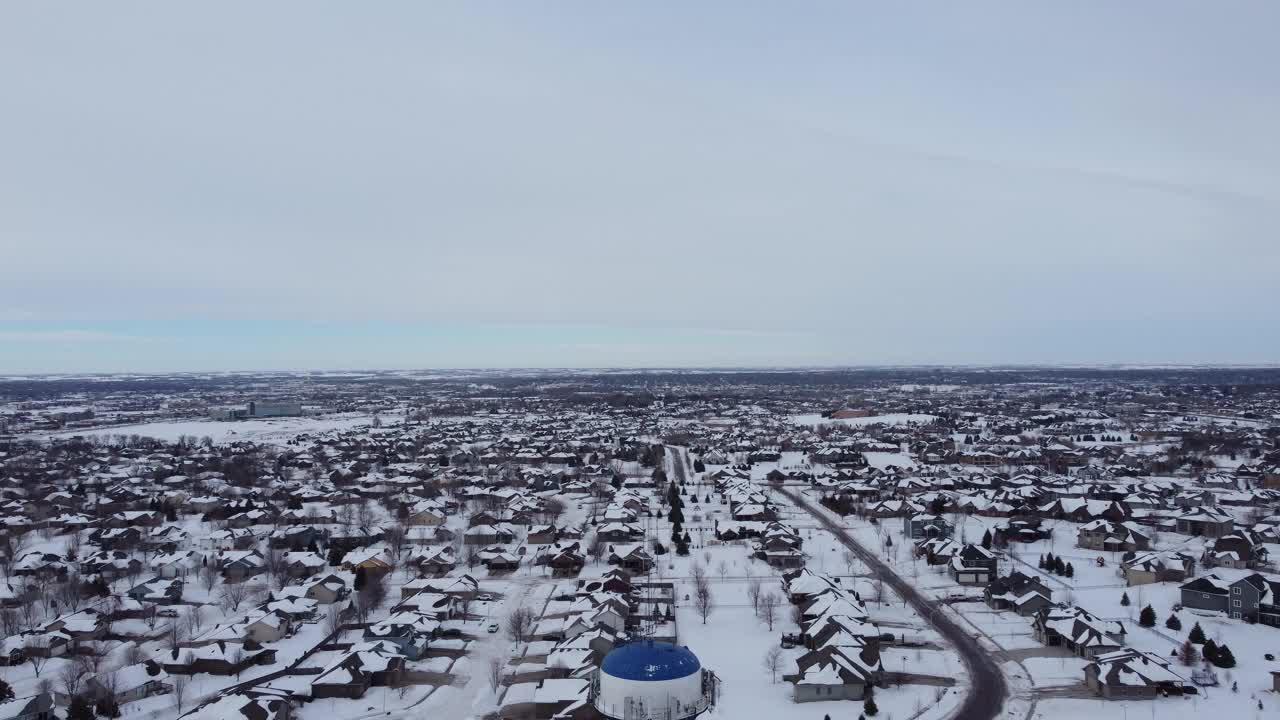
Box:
left=210, top=400, right=303, bottom=421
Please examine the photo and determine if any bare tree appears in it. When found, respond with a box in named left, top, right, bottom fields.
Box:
left=763, top=645, right=783, bottom=683
left=78, top=647, right=106, bottom=677
left=199, top=564, right=219, bottom=593
left=0, top=608, right=19, bottom=636
left=362, top=572, right=388, bottom=610
left=230, top=646, right=247, bottom=679
left=64, top=531, right=85, bottom=563
left=588, top=534, right=609, bottom=564
left=384, top=524, right=407, bottom=565
left=486, top=656, right=506, bottom=692
left=690, top=563, right=707, bottom=590
left=220, top=581, right=249, bottom=612
left=124, top=642, right=147, bottom=666
left=355, top=501, right=376, bottom=528
left=166, top=616, right=188, bottom=651
left=759, top=592, right=780, bottom=631
left=172, top=673, right=189, bottom=712
left=264, top=548, right=288, bottom=589
left=0, top=532, right=30, bottom=578
left=325, top=604, right=344, bottom=637
left=54, top=574, right=85, bottom=613
left=505, top=606, right=534, bottom=644
left=59, top=660, right=85, bottom=699
left=716, top=560, right=729, bottom=581
left=842, top=549, right=858, bottom=575
left=97, top=669, right=119, bottom=706
left=17, top=593, right=38, bottom=630
left=694, top=585, right=714, bottom=625
left=746, top=578, right=763, bottom=614
left=188, top=604, right=205, bottom=633
left=25, top=636, right=50, bottom=677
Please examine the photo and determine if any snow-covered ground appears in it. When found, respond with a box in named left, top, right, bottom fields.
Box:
left=33, top=412, right=390, bottom=444
left=791, top=413, right=940, bottom=428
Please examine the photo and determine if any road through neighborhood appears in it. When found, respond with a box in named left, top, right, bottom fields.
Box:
left=779, top=487, right=1009, bottom=720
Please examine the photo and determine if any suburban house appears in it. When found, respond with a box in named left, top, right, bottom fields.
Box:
left=126, top=577, right=185, bottom=605
left=1033, top=606, right=1126, bottom=658
left=1180, top=572, right=1280, bottom=624
left=1084, top=649, right=1186, bottom=699
left=1120, top=552, right=1195, bottom=586
left=984, top=572, right=1053, bottom=616
left=310, top=643, right=406, bottom=699
left=0, top=693, right=54, bottom=720
left=1201, top=533, right=1267, bottom=570
left=1174, top=508, right=1234, bottom=538
left=83, top=662, right=170, bottom=706
left=947, top=544, right=998, bottom=585
left=903, top=513, right=954, bottom=539
left=363, top=611, right=440, bottom=659
left=785, top=642, right=883, bottom=703
left=1076, top=520, right=1150, bottom=552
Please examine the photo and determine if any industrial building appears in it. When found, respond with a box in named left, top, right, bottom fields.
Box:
left=209, top=400, right=303, bottom=421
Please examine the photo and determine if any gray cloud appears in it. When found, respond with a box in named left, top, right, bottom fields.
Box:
left=1, top=2, right=1277, bottom=369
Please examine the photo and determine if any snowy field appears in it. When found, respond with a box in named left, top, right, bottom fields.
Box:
left=32, top=412, right=390, bottom=444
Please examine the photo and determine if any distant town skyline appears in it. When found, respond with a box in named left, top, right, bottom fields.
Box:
left=3, top=2, right=1278, bottom=373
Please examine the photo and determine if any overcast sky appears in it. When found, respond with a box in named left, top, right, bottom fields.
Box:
left=2, top=2, right=1278, bottom=373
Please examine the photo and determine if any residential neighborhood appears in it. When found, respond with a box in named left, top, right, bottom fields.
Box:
left=0, top=367, right=1278, bottom=720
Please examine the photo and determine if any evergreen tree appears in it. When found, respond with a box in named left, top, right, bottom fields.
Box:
left=863, top=689, right=878, bottom=717
left=1214, top=644, right=1235, bottom=669
left=0, top=678, right=12, bottom=702
left=1165, top=613, right=1181, bottom=631
left=1138, top=605, right=1156, bottom=627
left=1202, top=639, right=1219, bottom=663
left=1064, top=562, right=1074, bottom=578
left=668, top=504, right=684, bottom=525
left=981, top=529, right=992, bottom=550
left=67, top=695, right=94, bottom=720
left=96, top=696, right=121, bottom=718
left=1120, top=592, right=1130, bottom=607
left=1053, top=556, right=1066, bottom=576
left=1188, top=622, right=1206, bottom=644
left=354, top=566, right=368, bottom=591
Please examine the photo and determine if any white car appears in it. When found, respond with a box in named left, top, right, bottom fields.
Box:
left=477, top=593, right=493, bottom=601
left=486, top=623, right=499, bottom=633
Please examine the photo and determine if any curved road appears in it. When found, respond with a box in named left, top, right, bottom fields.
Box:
left=779, top=487, right=1008, bottom=720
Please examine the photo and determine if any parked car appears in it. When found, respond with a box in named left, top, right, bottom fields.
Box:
left=486, top=623, right=499, bottom=633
